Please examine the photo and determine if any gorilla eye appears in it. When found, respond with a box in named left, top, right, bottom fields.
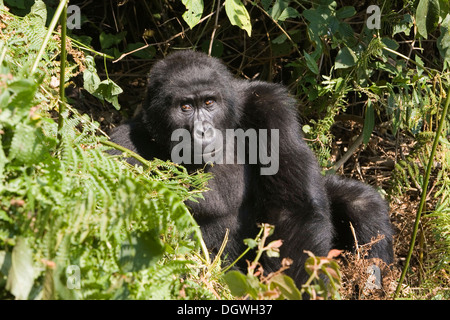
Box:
left=205, top=99, right=215, bottom=106
left=180, top=104, right=193, bottom=111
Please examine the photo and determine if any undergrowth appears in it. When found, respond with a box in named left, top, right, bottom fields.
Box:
left=0, top=2, right=221, bottom=300
left=1, top=0, right=450, bottom=300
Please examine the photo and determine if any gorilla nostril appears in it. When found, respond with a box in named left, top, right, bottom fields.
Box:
left=204, top=127, right=215, bottom=140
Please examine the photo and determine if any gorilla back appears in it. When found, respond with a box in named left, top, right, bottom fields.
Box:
left=108, top=50, right=394, bottom=287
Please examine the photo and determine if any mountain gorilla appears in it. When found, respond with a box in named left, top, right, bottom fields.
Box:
left=108, top=50, right=394, bottom=286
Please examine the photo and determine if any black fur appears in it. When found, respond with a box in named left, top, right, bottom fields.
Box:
left=108, top=50, right=394, bottom=286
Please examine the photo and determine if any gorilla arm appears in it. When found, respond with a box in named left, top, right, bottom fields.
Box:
left=239, top=80, right=335, bottom=283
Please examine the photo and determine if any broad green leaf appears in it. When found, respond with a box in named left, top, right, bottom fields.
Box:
left=336, top=6, right=356, bottom=19
left=269, top=274, right=302, bottom=300
left=416, top=0, right=440, bottom=38
left=392, top=14, right=414, bottom=36
left=363, top=100, right=375, bottom=145
left=99, top=31, right=127, bottom=50
left=83, top=56, right=123, bottom=110
left=6, top=79, right=38, bottom=95
left=181, top=0, right=204, bottom=29
left=6, top=238, right=35, bottom=300
left=268, top=1, right=300, bottom=22
left=95, top=78, right=123, bottom=109
left=0, top=79, right=38, bottom=124
left=261, top=0, right=272, bottom=11
left=440, top=0, right=450, bottom=20
left=225, top=0, right=252, bottom=37
left=335, top=47, right=357, bottom=69
left=83, top=57, right=101, bottom=94
left=268, top=0, right=288, bottom=21
left=304, top=51, right=319, bottom=75
left=277, top=7, right=300, bottom=22
left=83, top=70, right=100, bottom=95
left=438, top=14, right=450, bottom=66
left=223, top=271, right=253, bottom=297
left=26, top=0, right=47, bottom=25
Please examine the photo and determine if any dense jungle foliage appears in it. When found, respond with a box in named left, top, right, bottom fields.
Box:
left=0, top=0, right=449, bottom=300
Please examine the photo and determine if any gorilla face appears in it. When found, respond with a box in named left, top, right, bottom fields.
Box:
left=142, top=51, right=240, bottom=164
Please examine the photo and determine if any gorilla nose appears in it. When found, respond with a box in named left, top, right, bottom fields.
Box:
left=194, top=121, right=217, bottom=146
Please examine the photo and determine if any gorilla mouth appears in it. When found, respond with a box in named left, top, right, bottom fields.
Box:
left=196, top=147, right=223, bottom=158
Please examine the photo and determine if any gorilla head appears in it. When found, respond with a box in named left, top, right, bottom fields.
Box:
left=142, top=51, right=242, bottom=165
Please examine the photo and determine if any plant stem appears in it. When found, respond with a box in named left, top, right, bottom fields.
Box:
left=394, top=86, right=450, bottom=298
left=221, top=226, right=264, bottom=274
left=383, top=46, right=433, bottom=78
left=31, top=0, right=69, bottom=74
left=57, top=2, right=68, bottom=144
left=100, top=140, right=151, bottom=168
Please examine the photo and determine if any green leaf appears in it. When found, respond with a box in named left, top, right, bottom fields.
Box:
left=267, top=0, right=288, bottom=21
left=392, top=14, right=414, bottom=36
left=302, top=124, right=312, bottom=134
left=26, top=0, right=47, bottom=25
left=0, top=210, right=13, bottom=223
left=225, top=0, right=252, bottom=37
left=6, top=238, right=35, bottom=300
left=261, top=0, right=272, bottom=11
left=277, top=7, right=300, bottom=22
left=363, top=100, right=375, bottom=145
left=99, top=31, right=127, bottom=50
left=0, top=250, right=12, bottom=276
left=119, top=231, right=165, bottom=273
left=9, top=123, right=52, bottom=164
left=83, top=56, right=123, bottom=110
left=265, top=248, right=280, bottom=258
left=438, top=14, right=450, bottom=66
left=181, top=0, right=204, bottom=29
left=223, top=271, right=249, bottom=296
left=440, top=0, right=450, bottom=20
left=304, top=51, right=319, bottom=75
left=95, top=79, right=123, bottom=110
left=416, top=0, right=440, bottom=38
left=243, top=238, right=257, bottom=249
left=334, top=47, right=357, bottom=69
left=269, top=274, right=302, bottom=300
left=382, top=37, right=400, bottom=51
left=83, top=56, right=101, bottom=94
left=336, top=6, right=356, bottom=19
left=0, top=89, right=10, bottom=107
left=0, top=79, right=38, bottom=126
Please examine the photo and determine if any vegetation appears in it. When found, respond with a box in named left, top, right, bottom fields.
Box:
left=0, top=0, right=449, bottom=300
